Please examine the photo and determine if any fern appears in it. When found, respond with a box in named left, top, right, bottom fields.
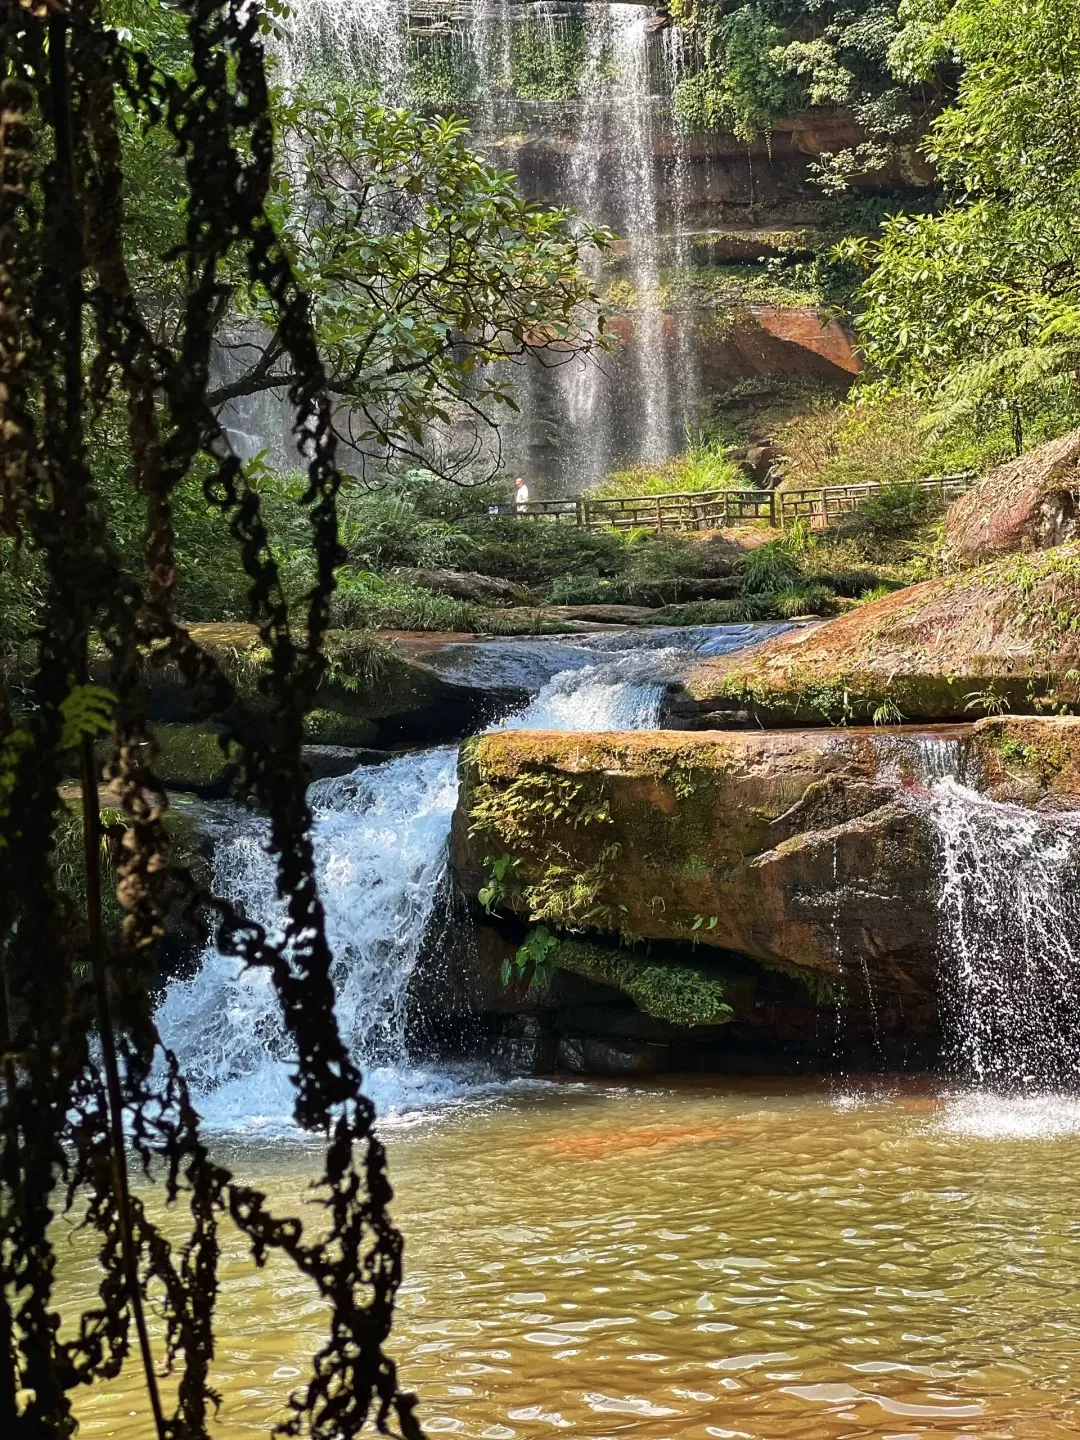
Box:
left=58, top=683, right=116, bottom=750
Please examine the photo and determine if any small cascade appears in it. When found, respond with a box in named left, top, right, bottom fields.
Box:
left=156, top=627, right=758, bottom=1129
left=929, top=777, right=1080, bottom=1087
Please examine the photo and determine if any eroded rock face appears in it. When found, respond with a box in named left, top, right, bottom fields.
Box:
left=966, top=716, right=1080, bottom=808
left=663, top=545, right=1080, bottom=727
left=452, top=726, right=952, bottom=998
left=945, top=430, right=1080, bottom=565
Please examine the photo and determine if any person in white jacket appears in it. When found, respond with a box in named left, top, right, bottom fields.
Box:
left=514, top=477, right=530, bottom=510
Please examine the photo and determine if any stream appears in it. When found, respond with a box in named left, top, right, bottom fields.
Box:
left=155, top=623, right=790, bottom=1129
left=58, top=622, right=1080, bottom=1437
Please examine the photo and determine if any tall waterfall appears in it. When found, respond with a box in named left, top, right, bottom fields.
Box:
left=260, top=0, right=695, bottom=492
left=929, top=777, right=1080, bottom=1088
left=156, top=629, right=757, bottom=1131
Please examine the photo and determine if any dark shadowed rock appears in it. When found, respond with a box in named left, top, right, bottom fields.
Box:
left=301, top=744, right=393, bottom=781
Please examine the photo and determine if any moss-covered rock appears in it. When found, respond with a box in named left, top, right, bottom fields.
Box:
left=453, top=726, right=940, bottom=995
left=304, top=710, right=381, bottom=748
left=550, top=937, right=740, bottom=1027
left=148, top=723, right=239, bottom=796
left=967, top=716, right=1080, bottom=806
left=664, top=543, right=1080, bottom=727
left=111, top=622, right=530, bottom=745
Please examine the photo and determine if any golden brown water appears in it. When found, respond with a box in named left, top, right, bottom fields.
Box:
left=59, top=1077, right=1080, bottom=1438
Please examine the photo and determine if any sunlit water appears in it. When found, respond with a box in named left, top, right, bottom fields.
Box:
left=61, top=1079, right=1080, bottom=1438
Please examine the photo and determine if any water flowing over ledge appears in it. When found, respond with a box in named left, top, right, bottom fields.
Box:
left=156, top=624, right=779, bottom=1131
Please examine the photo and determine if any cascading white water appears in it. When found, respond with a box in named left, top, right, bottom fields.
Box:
left=929, top=777, right=1080, bottom=1087
left=610, top=6, right=671, bottom=463
left=275, top=0, right=408, bottom=97
left=156, top=629, right=743, bottom=1131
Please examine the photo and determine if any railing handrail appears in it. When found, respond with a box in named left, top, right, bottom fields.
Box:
left=585, top=487, right=765, bottom=506
left=501, top=470, right=978, bottom=533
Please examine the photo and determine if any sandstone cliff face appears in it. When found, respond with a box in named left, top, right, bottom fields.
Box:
left=944, top=429, right=1080, bottom=566
left=453, top=726, right=949, bottom=998
left=664, top=544, right=1080, bottom=728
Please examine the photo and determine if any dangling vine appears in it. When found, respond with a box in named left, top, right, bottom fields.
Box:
left=0, top=0, right=423, bottom=1435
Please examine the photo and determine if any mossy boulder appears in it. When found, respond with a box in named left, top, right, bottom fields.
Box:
left=549, top=937, right=744, bottom=1027
left=151, top=723, right=239, bottom=795
left=967, top=715, right=1080, bottom=807
left=945, top=429, right=1080, bottom=565
left=91, top=723, right=240, bottom=797
left=118, top=622, right=528, bottom=745
left=453, top=726, right=941, bottom=996
left=304, top=710, right=381, bottom=748
left=664, top=544, right=1080, bottom=727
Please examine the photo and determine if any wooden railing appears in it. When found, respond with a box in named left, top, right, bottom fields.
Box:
left=499, top=471, right=977, bottom=533
left=776, top=473, right=975, bottom=529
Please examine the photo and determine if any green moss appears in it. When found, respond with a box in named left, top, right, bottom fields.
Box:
left=304, top=709, right=381, bottom=747
left=93, top=723, right=241, bottom=793
left=150, top=724, right=238, bottom=791
left=551, top=937, right=737, bottom=1027
left=54, top=798, right=211, bottom=944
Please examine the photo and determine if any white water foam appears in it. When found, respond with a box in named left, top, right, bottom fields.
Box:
left=156, top=631, right=739, bottom=1132
left=938, top=1089, right=1080, bottom=1140
left=929, top=776, right=1080, bottom=1089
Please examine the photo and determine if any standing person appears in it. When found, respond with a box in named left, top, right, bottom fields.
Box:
left=515, top=476, right=530, bottom=511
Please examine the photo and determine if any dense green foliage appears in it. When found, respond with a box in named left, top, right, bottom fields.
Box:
left=673, top=0, right=925, bottom=155
left=849, top=0, right=1080, bottom=452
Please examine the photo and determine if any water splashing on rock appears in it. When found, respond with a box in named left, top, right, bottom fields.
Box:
left=156, top=628, right=762, bottom=1130
left=930, top=776, right=1080, bottom=1088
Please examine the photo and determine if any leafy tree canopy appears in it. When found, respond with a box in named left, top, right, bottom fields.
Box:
left=672, top=0, right=926, bottom=147
left=847, top=0, right=1080, bottom=452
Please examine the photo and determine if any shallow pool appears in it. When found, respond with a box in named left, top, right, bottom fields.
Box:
left=60, top=1077, right=1080, bottom=1438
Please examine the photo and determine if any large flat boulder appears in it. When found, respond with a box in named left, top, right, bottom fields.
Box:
left=945, top=429, right=1080, bottom=565
left=125, top=623, right=530, bottom=745
left=663, top=544, right=1080, bottom=727
left=452, top=726, right=949, bottom=997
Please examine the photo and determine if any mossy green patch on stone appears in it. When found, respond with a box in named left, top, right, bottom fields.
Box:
left=304, top=709, right=381, bottom=747
left=551, top=937, right=739, bottom=1027
left=150, top=724, right=238, bottom=792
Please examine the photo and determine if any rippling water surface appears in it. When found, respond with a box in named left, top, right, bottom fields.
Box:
left=61, top=1079, right=1080, bottom=1437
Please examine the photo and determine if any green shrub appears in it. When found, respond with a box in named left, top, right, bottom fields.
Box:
left=459, top=517, right=628, bottom=587
left=734, top=542, right=803, bottom=594
left=591, top=434, right=746, bottom=499
left=848, top=481, right=943, bottom=537
left=331, top=572, right=482, bottom=632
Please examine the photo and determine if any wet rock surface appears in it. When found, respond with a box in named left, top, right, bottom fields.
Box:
left=452, top=726, right=959, bottom=998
